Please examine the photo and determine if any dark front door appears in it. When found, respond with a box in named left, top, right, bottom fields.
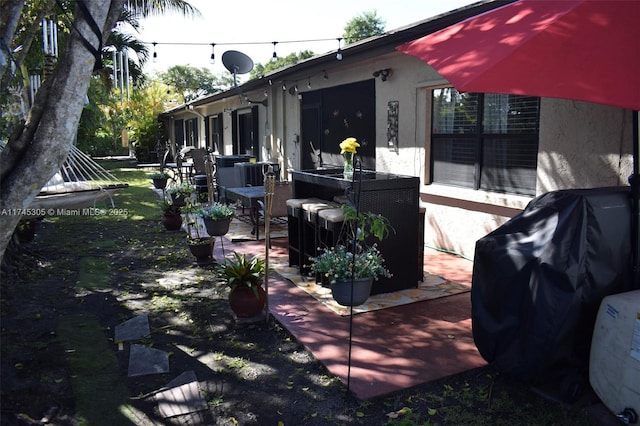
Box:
left=300, top=79, right=376, bottom=170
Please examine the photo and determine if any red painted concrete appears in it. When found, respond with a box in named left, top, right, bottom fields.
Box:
left=216, top=236, right=486, bottom=400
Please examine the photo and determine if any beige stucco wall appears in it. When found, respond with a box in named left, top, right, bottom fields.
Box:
left=378, top=53, right=633, bottom=259
left=537, top=98, right=633, bottom=191
left=164, top=50, right=634, bottom=261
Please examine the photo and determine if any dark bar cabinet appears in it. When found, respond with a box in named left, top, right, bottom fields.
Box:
left=291, top=168, right=421, bottom=295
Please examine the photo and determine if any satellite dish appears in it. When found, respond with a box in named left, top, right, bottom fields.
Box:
left=222, top=50, right=254, bottom=87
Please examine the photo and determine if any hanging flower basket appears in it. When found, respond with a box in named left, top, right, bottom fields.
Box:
left=331, top=277, right=374, bottom=306
left=203, top=217, right=232, bottom=236
left=199, top=203, right=235, bottom=236
left=149, top=172, right=169, bottom=189
left=171, top=193, right=186, bottom=207
left=187, top=237, right=213, bottom=265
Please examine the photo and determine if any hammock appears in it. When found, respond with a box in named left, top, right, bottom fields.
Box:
left=33, top=145, right=128, bottom=211
left=1, top=143, right=128, bottom=212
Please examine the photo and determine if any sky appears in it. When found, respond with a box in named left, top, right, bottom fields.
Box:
left=133, top=0, right=478, bottom=77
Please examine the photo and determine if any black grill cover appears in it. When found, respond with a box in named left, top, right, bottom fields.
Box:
left=472, top=187, right=633, bottom=385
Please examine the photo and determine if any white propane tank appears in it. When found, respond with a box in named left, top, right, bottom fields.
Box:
left=589, top=290, right=640, bottom=424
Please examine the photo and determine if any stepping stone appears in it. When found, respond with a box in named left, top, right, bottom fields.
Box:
left=156, top=270, right=200, bottom=288
left=156, top=371, right=206, bottom=418
left=128, top=344, right=169, bottom=377
left=114, top=315, right=150, bottom=343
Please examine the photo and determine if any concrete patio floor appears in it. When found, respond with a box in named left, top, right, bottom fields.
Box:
left=220, top=236, right=484, bottom=400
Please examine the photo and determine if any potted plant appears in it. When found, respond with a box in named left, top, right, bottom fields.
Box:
left=198, top=202, right=235, bottom=236
left=167, top=182, right=194, bottom=207
left=309, top=204, right=392, bottom=306
left=160, top=200, right=182, bottom=231
left=183, top=199, right=213, bottom=265
left=149, top=171, right=170, bottom=190
left=216, top=252, right=267, bottom=318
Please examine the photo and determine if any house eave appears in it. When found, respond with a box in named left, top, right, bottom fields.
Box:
left=159, top=0, right=515, bottom=117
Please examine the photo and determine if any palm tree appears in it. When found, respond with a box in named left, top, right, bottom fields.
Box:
left=0, top=0, right=200, bottom=265
left=105, top=0, right=201, bottom=88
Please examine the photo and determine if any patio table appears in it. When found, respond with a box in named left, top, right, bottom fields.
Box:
left=225, top=186, right=265, bottom=240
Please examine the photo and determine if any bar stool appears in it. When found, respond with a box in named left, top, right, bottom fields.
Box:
left=300, top=199, right=339, bottom=273
left=286, top=197, right=323, bottom=269
left=333, top=194, right=349, bottom=205
left=317, top=207, right=345, bottom=250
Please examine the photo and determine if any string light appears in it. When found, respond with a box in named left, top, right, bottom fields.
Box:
left=142, top=37, right=344, bottom=64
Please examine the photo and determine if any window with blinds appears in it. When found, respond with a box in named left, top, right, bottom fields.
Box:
left=431, top=88, right=540, bottom=195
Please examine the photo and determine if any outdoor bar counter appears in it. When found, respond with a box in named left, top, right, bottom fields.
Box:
left=291, top=168, right=422, bottom=295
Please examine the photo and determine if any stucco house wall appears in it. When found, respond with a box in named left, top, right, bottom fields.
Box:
left=391, top=52, right=634, bottom=258
left=159, top=7, right=633, bottom=261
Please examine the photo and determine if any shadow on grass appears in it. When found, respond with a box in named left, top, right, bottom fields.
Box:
left=1, top=164, right=605, bottom=425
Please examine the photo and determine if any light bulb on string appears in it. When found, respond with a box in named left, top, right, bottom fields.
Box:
left=152, top=42, right=157, bottom=62
left=271, top=41, right=278, bottom=63
left=336, top=38, right=343, bottom=61
left=210, top=43, right=215, bottom=64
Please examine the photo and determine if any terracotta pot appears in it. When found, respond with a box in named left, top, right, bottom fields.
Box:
left=228, top=285, right=266, bottom=318
left=203, top=217, right=232, bottom=236
left=331, top=277, right=373, bottom=306
left=162, top=213, right=182, bottom=231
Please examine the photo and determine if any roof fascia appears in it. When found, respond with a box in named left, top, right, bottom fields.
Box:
left=160, top=0, right=514, bottom=117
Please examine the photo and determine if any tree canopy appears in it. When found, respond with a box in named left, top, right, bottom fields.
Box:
left=249, top=11, right=386, bottom=76
left=342, top=10, right=386, bottom=44
left=158, top=65, right=233, bottom=103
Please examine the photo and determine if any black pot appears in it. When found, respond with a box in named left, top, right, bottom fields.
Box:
left=152, top=177, right=168, bottom=190
left=171, top=193, right=186, bottom=207
left=203, top=217, right=232, bottom=236
left=331, top=277, right=373, bottom=306
left=187, top=238, right=213, bottom=265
